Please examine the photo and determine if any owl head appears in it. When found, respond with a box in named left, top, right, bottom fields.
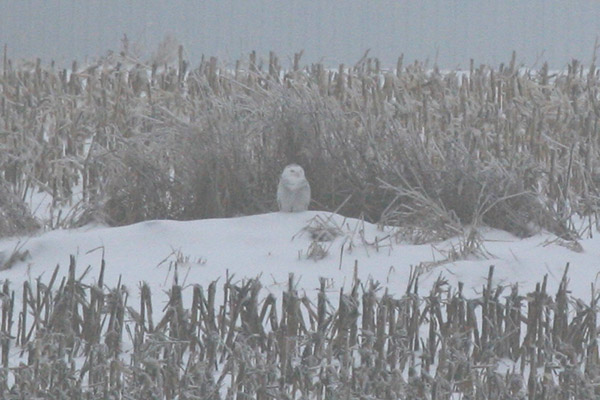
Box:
left=281, top=164, right=306, bottom=182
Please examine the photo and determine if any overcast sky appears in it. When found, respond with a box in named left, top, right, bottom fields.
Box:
left=1, top=0, right=600, bottom=69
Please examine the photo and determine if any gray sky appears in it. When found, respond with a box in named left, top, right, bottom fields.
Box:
left=1, top=0, right=600, bottom=69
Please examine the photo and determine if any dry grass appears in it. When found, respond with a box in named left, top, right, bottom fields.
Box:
left=2, top=46, right=600, bottom=396
left=0, top=183, right=38, bottom=238
left=1, top=49, right=600, bottom=239
left=0, top=258, right=596, bottom=398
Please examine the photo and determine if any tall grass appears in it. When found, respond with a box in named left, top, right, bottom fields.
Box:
left=1, top=48, right=600, bottom=238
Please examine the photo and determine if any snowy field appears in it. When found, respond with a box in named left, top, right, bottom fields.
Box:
left=2, top=50, right=600, bottom=396
left=0, top=210, right=597, bottom=316
left=1, top=209, right=599, bottom=396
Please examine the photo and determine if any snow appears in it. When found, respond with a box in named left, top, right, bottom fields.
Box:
left=1, top=209, right=599, bottom=391
left=1, top=211, right=598, bottom=312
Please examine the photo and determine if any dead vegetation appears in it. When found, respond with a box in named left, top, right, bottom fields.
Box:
left=0, top=183, right=39, bottom=238
left=0, top=258, right=595, bottom=398
left=1, top=48, right=600, bottom=239
left=2, top=45, right=600, bottom=396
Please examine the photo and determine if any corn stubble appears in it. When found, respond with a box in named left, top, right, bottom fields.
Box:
left=0, top=258, right=596, bottom=398
left=2, top=47, right=600, bottom=397
left=1, top=49, right=599, bottom=238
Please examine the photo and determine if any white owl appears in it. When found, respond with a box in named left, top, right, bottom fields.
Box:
left=277, top=164, right=311, bottom=212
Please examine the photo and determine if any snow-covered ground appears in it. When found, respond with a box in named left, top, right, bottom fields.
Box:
left=0, top=209, right=598, bottom=397
left=0, top=211, right=598, bottom=314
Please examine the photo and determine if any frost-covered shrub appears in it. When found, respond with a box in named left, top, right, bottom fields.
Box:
left=383, top=136, right=568, bottom=239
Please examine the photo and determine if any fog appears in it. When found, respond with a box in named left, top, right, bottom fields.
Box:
left=1, top=0, right=600, bottom=69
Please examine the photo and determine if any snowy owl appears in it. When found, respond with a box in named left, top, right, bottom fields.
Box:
left=277, top=164, right=311, bottom=212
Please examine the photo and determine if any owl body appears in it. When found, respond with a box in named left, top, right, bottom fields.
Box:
left=277, top=164, right=311, bottom=212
